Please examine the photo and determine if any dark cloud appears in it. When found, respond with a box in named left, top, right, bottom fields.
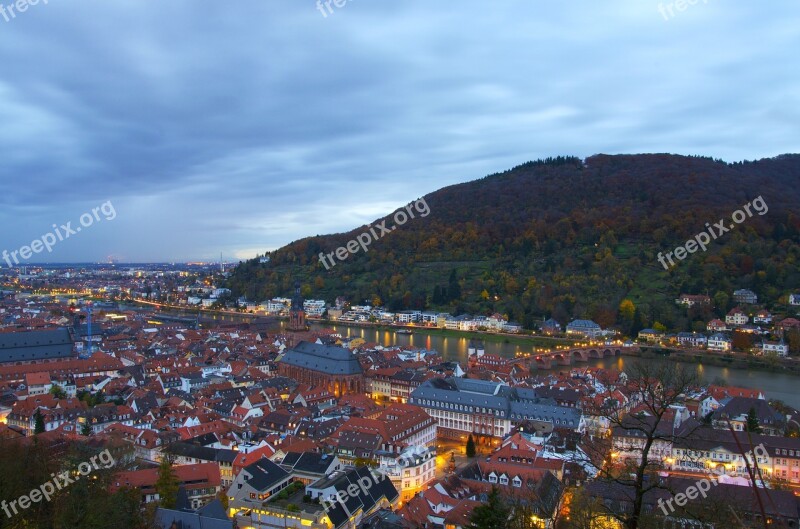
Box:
left=0, top=1, right=798, bottom=262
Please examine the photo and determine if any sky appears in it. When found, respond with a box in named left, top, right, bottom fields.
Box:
left=0, top=1, right=798, bottom=264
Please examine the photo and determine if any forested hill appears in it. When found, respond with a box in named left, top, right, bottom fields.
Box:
left=227, top=154, right=800, bottom=333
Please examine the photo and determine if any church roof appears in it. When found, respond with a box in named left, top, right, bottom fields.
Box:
left=280, top=341, right=363, bottom=376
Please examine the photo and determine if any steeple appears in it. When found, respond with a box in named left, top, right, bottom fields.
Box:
left=288, top=280, right=307, bottom=332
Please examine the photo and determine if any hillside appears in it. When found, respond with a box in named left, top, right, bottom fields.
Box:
left=226, top=154, right=800, bottom=333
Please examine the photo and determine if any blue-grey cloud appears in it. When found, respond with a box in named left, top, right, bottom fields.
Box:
left=0, top=0, right=798, bottom=262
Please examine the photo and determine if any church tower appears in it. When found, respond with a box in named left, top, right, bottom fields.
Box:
left=288, top=280, right=307, bottom=331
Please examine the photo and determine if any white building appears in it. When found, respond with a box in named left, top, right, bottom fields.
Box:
left=396, top=311, right=421, bottom=324
left=303, top=299, right=326, bottom=317
left=762, top=340, right=789, bottom=357
left=725, top=308, right=749, bottom=326
left=708, top=334, right=732, bottom=351
left=265, top=298, right=291, bottom=314
left=420, top=312, right=439, bottom=325
left=377, top=446, right=436, bottom=503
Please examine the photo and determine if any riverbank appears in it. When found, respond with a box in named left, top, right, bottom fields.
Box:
left=310, top=318, right=581, bottom=349
left=647, top=349, right=800, bottom=375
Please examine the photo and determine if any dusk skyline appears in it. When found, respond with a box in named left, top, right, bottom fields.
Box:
left=1, top=1, right=798, bottom=263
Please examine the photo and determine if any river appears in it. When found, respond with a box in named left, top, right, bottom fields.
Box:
left=307, top=322, right=800, bottom=409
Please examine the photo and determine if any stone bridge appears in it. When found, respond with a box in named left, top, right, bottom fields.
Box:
left=531, top=346, right=634, bottom=370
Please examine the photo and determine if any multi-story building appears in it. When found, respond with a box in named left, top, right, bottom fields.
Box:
left=676, top=332, right=707, bottom=347
left=612, top=411, right=689, bottom=465
left=419, top=312, right=439, bottom=325
left=710, top=397, right=785, bottom=436
left=668, top=431, right=771, bottom=480
left=762, top=340, right=789, bottom=357
left=168, top=443, right=238, bottom=488
left=541, top=318, right=562, bottom=335
left=409, top=378, right=582, bottom=440
left=111, top=463, right=222, bottom=510
left=368, top=367, right=399, bottom=400
left=396, top=311, right=421, bottom=324
left=725, top=307, right=749, bottom=326
left=303, top=300, right=326, bottom=317
left=379, top=403, right=437, bottom=449
left=733, top=289, right=758, bottom=304
left=389, top=369, right=429, bottom=403
left=306, top=467, right=399, bottom=529
left=377, top=445, right=436, bottom=502
left=754, top=310, right=773, bottom=324
left=637, top=329, right=664, bottom=343
left=707, top=333, right=732, bottom=351
left=565, top=319, right=602, bottom=338
left=265, top=298, right=291, bottom=314
left=444, top=315, right=477, bottom=331
left=675, top=294, right=711, bottom=307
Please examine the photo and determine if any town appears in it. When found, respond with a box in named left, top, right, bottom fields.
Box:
left=1, top=264, right=800, bottom=528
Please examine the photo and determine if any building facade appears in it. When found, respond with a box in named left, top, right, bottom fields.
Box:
left=278, top=341, right=364, bottom=397
left=409, top=378, right=582, bottom=440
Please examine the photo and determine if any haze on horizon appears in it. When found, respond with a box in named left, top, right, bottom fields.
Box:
left=0, top=1, right=798, bottom=264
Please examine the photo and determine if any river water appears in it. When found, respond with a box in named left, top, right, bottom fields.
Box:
left=309, top=323, right=800, bottom=409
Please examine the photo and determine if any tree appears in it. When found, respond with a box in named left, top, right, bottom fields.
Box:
left=49, top=384, right=67, bottom=399
left=713, top=291, right=730, bottom=315
left=629, top=307, right=644, bottom=336
left=300, top=283, right=313, bottom=298
left=732, top=330, right=754, bottom=352
left=466, top=435, right=476, bottom=458
left=578, top=361, right=701, bottom=529
left=34, top=409, right=45, bottom=434
left=745, top=407, right=763, bottom=433
left=619, top=299, right=636, bottom=322
left=448, top=269, right=461, bottom=301
left=217, top=490, right=229, bottom=511
left=155, top=457, right=180, bottom=509
left=466, top=487, right=510, bottom=529
left=787, top=328, right=800, bottom=355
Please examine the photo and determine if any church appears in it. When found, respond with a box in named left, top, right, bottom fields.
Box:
left=278, top=341, right=365, bottom=397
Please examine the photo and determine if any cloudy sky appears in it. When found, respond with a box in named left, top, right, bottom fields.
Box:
left=0, top=1, right=798, bottom=264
